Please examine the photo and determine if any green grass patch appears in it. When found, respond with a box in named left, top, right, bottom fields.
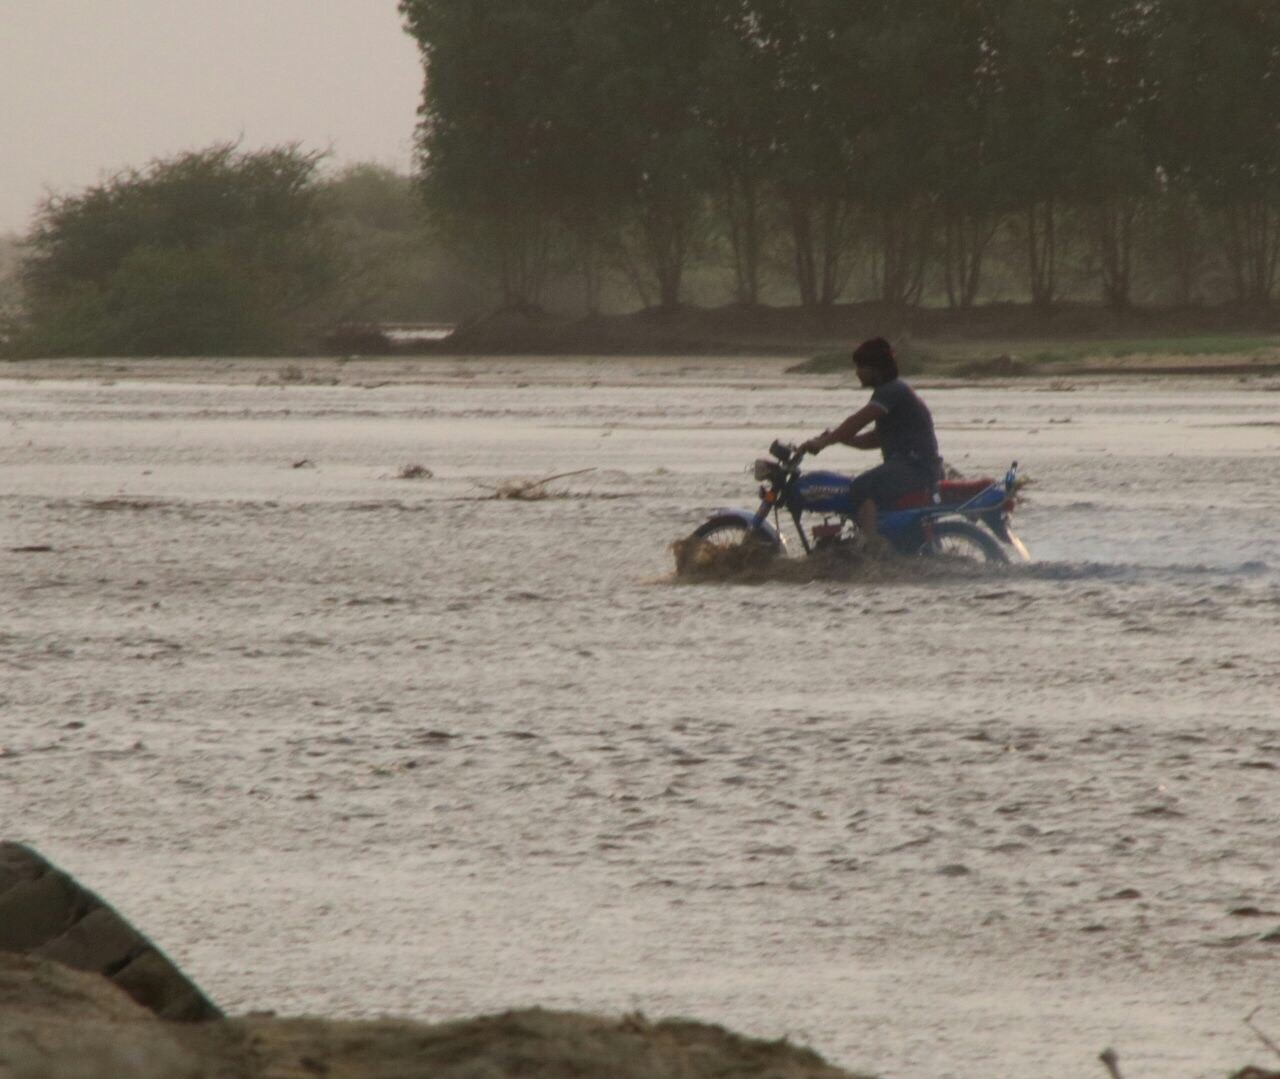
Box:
left=959, top=334, right=1280, bottom=369
left=790, top=333, right=1280, bottom=377
left=1026, top=334, right=1280, bottom=365
left=788, top=343, right=936, bottom=375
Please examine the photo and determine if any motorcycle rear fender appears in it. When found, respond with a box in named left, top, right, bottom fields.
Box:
left=709, top=508, right=784, bottom=548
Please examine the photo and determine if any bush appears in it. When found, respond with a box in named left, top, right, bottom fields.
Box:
left=7, top=143, right=338, bottom=357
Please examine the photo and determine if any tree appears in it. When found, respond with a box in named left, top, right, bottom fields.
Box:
left=854, top=1, right=957, bottom=308
left=0, top=234, right=21, bottom=320
left=12, top=143, right=336, bottom=356
left=592, top=0, right=718, bottom=309
left=700, top=0, right=787, bottom=305
left=762, top=0, right=865, bottom=309
left=924, top=1, right=1014, bottom=309
left=401, top=0, right=583, bottom=309
left=1061, top=0, right=1160, bottom=310
left=985, top=0, right=1087, bottom=310
left=317, top=163, right=488, bottom=322
left=1155, top=0, right=1280, bottom=305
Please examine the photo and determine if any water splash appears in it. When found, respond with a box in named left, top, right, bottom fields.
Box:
left=670, top=534, right=998, bottom=585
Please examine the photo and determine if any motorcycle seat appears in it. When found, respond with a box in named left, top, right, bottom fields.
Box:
left=889, top=477, right=997, bottom=511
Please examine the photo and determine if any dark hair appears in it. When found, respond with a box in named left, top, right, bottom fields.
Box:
left=851, top=337, right=898, bottom=380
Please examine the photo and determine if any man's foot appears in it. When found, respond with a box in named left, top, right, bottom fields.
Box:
left=861, top=532, right=893, bottom=559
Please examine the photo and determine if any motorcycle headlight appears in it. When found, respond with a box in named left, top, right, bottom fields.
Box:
left=753, top=458, right=775, bottom=481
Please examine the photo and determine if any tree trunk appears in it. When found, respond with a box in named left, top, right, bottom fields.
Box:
left=634, top=191, right=692, bottom=311
left=819, top=197, right=856, bottom=306
left=497, top=206, right=551, bottom=309
left=1161, top=189, right=1203, bottom=306
left=721, top=169, right=763, bottom=305
left=942, top=209, right=999, bottom=309
left=874, top=202, right=931, bottom=307
left=788, top=195, right=818, bottom=308
left=1026, top=198, right=1057, bottom=311
left=576, top=232, right=602, bottom=316
left=1223, top=198, right=1280, bottom=306
left=787, top=193, right=853, bottom=308
left=1093, top=196, right=1138, bottom=311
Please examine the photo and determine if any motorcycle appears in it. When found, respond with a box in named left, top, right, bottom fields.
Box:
left=681, top=440, right=1029, bottom=569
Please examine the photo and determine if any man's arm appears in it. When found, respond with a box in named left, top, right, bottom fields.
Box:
left=801, top=403, right=885, bottom=454
left=848, top=428, right=881, bottom=449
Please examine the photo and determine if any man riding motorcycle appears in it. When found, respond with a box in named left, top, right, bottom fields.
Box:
left=799, top=337, right=942, bottom=555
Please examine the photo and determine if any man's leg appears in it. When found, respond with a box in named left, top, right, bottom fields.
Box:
left=855, top=498, right=890, bottom=557
left=847, top=465, right=893, bottom=557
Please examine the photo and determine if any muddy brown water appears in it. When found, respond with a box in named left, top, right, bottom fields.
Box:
left=2, top=358, right=1279, bottom=1079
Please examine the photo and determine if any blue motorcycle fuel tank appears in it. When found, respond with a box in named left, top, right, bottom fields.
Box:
left=793, top=470, right=855, bottom=515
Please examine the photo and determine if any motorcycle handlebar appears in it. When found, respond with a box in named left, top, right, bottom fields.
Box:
left=768, top=439, right=806, bottom=468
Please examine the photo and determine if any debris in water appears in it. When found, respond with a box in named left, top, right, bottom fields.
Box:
left=396, top=463, right=434, bottom=480
left=476, top=467, right=595, bottom=501
left=1099, top=1047, right=1124, bottom=1079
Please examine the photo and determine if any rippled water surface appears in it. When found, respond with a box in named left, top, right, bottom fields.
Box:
left=3, top=357, right=1278, bottom=1079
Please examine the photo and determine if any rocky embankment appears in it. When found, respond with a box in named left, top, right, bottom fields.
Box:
left=0, top=843, right=864, bottom=1078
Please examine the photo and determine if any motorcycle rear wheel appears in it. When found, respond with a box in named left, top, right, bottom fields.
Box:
left=919, top=519, right=1008, bottom=564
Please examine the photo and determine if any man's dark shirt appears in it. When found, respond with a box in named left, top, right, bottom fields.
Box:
left=869, top=378, right=939, bottom=464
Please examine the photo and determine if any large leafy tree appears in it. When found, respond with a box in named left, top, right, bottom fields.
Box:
left=1155, top=0, right=1280, bottom=305
left=13, top=143, right=336, bottom=356
left=984, top=0, right=1088, bottom=310
left=925, top=1, right=1013, bottom=309
left=404, top=0, right=720, bottom=311
left=1061, top=0, right=1160, bottom=309
left=700, top=0, right=785, bottom=305
left=760, top=0, right=865, bottom=309
left=854, top=1, right=959, bottom=307
left=317, top=163, right=487, bottom=321
left=600, top=0, right=718, bottom=309
left=401, top=0, right=584, bottom=309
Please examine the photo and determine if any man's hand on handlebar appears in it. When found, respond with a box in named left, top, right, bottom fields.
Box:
left=798, top=432, right=831, bottom=455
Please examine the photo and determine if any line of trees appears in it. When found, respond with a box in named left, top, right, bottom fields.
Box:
left=401, top=0, right=1280, bottom=312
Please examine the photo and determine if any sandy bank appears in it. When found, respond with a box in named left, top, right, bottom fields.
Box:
left=0, top=843, right=864, bottom=1078
left=1, top=955, right=865, bottom=1079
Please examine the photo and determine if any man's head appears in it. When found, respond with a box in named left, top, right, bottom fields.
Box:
left=852, top=337, right=898, bottom=386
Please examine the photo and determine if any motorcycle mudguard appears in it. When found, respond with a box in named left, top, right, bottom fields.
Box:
left=706, top=509, right=784, bottom=548
left=983, top=510, right=1013, bottom=541
left=982, top=511, right=1031, bottom=561
left=983, top=514, right=1034, bottom=565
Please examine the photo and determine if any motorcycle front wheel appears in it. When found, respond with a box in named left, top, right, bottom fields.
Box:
left=918, top=519, right=1008, bottom=564
left=675, top=515, right=781, bottom=577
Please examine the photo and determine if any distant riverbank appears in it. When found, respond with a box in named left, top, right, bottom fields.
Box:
left=422, top=301, right=1280, bottom=368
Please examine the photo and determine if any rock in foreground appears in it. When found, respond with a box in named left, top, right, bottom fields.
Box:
left=0, top=842, right=219, bottom=1021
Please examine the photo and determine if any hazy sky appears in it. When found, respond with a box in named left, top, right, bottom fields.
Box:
left=0, top=1, right=424, bottom=234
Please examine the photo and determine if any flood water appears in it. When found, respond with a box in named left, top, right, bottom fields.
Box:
left=3, top=357, right=1278, bottom=1079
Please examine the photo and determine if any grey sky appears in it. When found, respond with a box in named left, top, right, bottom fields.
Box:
left=0, top=1, right=423, bottom=235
